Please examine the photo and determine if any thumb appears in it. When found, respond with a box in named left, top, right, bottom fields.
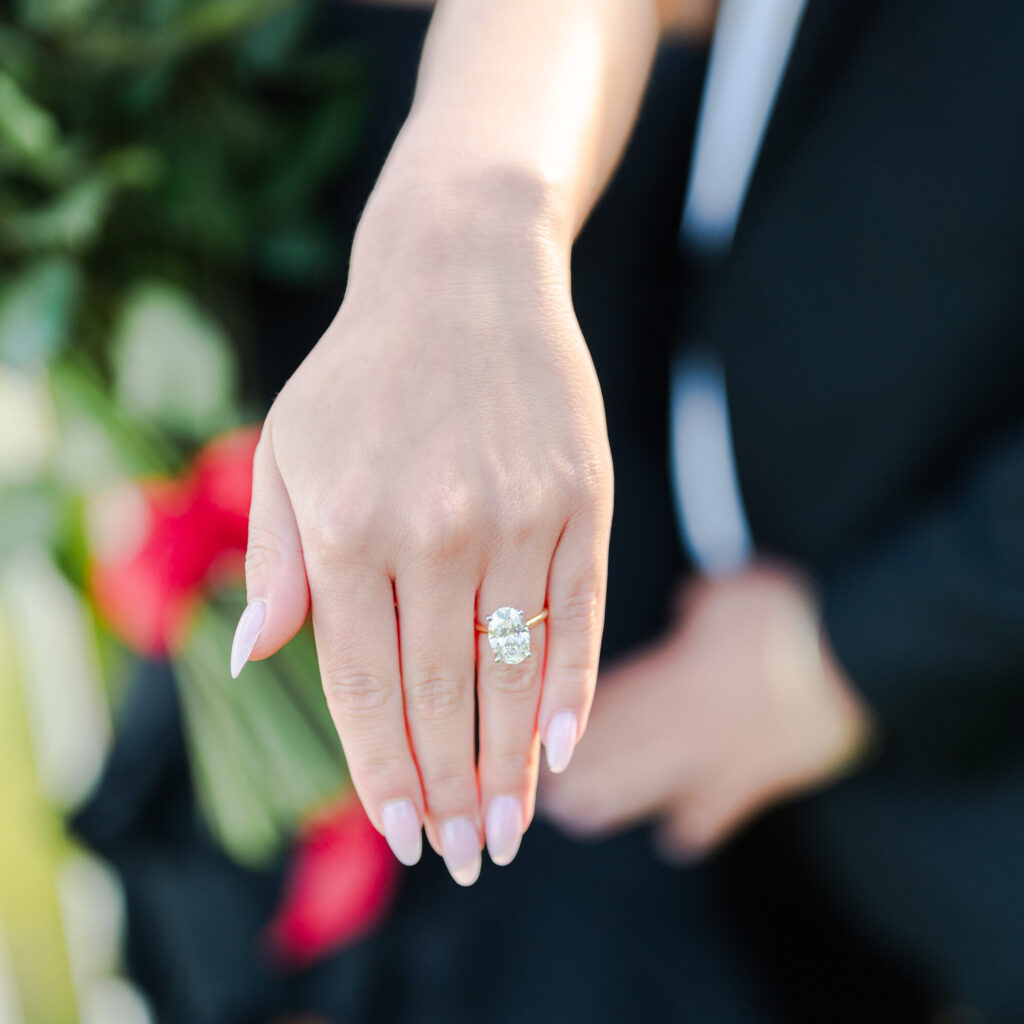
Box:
left=230, top=421, right=310, bottom=677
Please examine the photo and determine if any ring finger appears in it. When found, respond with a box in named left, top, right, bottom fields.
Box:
left=476, top=540, right=553, bottom=867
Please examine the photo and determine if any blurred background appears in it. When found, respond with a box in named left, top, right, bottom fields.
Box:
left=0, top=3, right=431, bottom=1020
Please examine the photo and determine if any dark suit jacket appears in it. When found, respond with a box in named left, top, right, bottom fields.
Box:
left=577, top=0, right=1024, bottom=1015
left=703, top=0, right=1024, bottom=768
left=728, top=3, right=1024, bottom=1015
left=577, top=0, right=1024, bottom=1017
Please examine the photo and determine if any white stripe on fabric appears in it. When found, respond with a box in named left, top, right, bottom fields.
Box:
left=670, top=0, right=806, bottom=573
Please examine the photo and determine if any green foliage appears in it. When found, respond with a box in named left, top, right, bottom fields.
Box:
left=0, top=0, right=366, bottom=386
left=0, top=255, right=80, bottom=365
left=0, top=0, right=365, bottom=878
left=178, top=595, right=348, bottom=867
left=111, top=280, right=237, bottom=439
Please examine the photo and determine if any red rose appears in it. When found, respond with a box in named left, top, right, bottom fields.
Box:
left=89, top=426, right=260, bottom=655
left=265, top=797, right=401, bottom=968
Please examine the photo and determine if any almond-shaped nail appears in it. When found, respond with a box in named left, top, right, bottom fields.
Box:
left=544, top=710, right=578, bottom=774
left=230, top=598, right=266, bottom=678
left=486, top=796, right=523, bottom=867
left=381, top=799, right=422, bottom=866
left=440, top=816, right=481, bottom=886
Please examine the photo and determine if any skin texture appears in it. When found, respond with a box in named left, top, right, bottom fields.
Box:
left=252, top=196, right=613, bottom=878
left=240, top=0, right=665, bottom=882
left=539, top=564, right=873, bottom=859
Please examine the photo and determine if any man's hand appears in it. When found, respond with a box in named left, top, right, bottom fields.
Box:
left=540, top=563, right=874, bottom=859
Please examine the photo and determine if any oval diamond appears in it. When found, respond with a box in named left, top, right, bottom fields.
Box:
left=486, top=607, right=531, bottom=665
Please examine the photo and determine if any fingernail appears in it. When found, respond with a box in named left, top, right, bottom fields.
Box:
left=439, top=816, right=481, bottom=886
left=381, top=799, right=423, bottom=866
left=230, top=598, right=266, bottom=678
left=544, top=711, right=578, bottom=774
left=485, top=796, right=523, bottom=867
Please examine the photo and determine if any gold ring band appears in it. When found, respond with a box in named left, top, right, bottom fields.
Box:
left=475, top=608, right=548, bottom=633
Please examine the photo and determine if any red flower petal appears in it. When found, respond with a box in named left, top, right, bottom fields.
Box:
left=89, top=476, right=219, bottom=654
left=88, top=426, right=261, bottom=655
left=264, top=798, right=401, bottom=969
left=193, top=425, right=261, bottom=551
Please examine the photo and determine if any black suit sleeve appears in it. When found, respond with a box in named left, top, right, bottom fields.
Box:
left=821, top=417, right=1024, bottom=768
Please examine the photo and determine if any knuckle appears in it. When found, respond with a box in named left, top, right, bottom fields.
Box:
left=244, top=533, right=279, bottom=581
left=546, top=662, right=594, bottom=702
left=351, top=752, right=408, bottom=792
left=674, top=812, right=719, bottom=854
left=487, top=748, right=534, bottom=789
left=499, top=502, right=543, bottom=550
left=304, top=500, right=378, bottom=558
left=420, top=767, right=474, bottom=814
left=323, top=672, right=395, bottom=715
left=561, top=458, right=610, bottom=513
left=404, top=675, right=466, bottom=720
left=481, top=659, right=540, bottom=697
left=407, top=486, right=478, bottom=561
left=555, top=584, right=601, bottom=635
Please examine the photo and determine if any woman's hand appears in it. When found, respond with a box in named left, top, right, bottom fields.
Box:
left=539, top=564, right=873, bottom=858
left=232, top=177, right=613, bottom=884
left=229, top=0, right=671, bottom=883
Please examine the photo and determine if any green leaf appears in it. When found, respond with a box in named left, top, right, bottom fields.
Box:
left=0, top=72, right=59, bottom=161
left=173, top=0, right=296, bottom=48
left=0, top=485, right=62, bottom=562
left=0, top=363, right=56, bottom=482
left=99, top=144, right=165, bottom=190
left=0, top=257, right=80, bottom=368
left=175, top=601, right=347, bottom=866
left=48, top=360, right=179, bottom=479
left=259, top=93, right=366, bottom=222
left=176, top=640, right=283, bottom=866
left=111, top=281, right=238, bottom=440
left=234, top=1, right=311, bottom=73
left=15, top=0, right=99, bottom=32
left=2, top=177, right=112, bottom=251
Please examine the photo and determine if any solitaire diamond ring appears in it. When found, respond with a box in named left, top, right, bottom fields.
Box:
left=476, top=606, right=549, bottom=665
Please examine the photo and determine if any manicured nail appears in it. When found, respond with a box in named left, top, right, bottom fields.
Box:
left=485, top=796, right=523, bottom=867
left=544, top=711, right=578, bottom=774
left=381, top=799, right=422, bottom=866
left=230, top=598, right=266, bottom=678
left=439, top=816, right=481, bottom=886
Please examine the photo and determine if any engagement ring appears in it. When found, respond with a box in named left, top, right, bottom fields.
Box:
left=476, top=607, right=549, bottom=665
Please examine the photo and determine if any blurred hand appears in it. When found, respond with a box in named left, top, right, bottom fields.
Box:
left=233, top=179, right=613, bottom=884
left=540, top=563, right=872, bottom=859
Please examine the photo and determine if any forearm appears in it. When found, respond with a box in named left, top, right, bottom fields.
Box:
left=368, top=0, right=663, bottom=247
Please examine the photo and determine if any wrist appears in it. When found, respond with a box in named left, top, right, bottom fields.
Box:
left=350, top=130, right=574, bottom=287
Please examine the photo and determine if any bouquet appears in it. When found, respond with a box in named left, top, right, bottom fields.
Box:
left=0, top=0, right=399, bottom=983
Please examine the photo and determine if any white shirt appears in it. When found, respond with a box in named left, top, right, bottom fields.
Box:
left=670, top=0, right=807, bottom=575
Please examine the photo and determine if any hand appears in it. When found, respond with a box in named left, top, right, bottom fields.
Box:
left=232, top=175, right=613, bottom=884
left=540, top=563, right=873, bottom=859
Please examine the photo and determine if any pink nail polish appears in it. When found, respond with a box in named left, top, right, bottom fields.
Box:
left=381, top=799, right=423, bottom=866
left=486, top=796, right=523, bottom=867
left=439, top=816, right=481, bottom=886
left=544, top=710, right=578, bottom=774
left=230, top=598, right=266, bottom=678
